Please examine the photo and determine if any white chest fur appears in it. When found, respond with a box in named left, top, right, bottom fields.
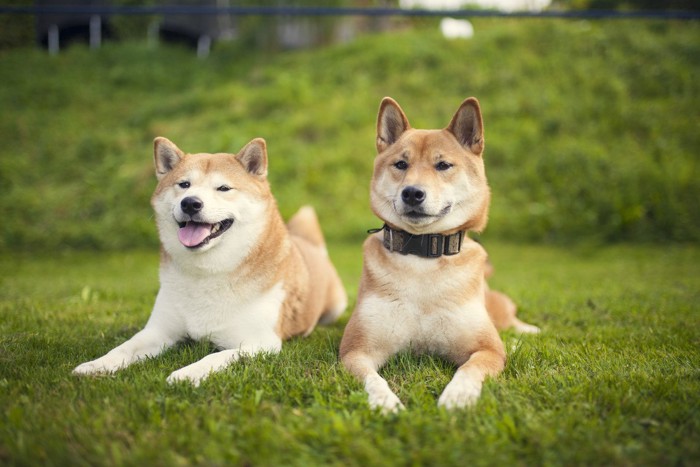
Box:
left=359, top=249, right=491, bottom=356
left=148, top=264, right=285, bottom=350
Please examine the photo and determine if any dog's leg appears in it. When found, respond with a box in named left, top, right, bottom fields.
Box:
left=340, top=303, right=404, bottom=414
left=73, top=326, right=178, bottom=375
left=364, top=369, right=405, bottom=414
left=342, top=351, right=404, bottom=414
left=166, top=340, right=282, bottom=386
left=438, top=346, right=505, bottom=410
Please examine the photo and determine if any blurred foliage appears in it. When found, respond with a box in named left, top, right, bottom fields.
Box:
left=0, top=0, right=34, bottom=49
left=0, top=19, right=698, bottom=251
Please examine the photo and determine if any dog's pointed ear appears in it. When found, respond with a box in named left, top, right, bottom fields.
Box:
left=236, top=138, right=268, bottom=177
left=154, top=137, right=184, bottom=180
left=446, top=97, right=484, bottom=156
left=377, top=97, right=411, bottom=153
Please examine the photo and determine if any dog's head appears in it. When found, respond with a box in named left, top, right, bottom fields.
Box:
left=370, top=97, right=490, bottom=235
left=151, top=137, right=271, bottom=257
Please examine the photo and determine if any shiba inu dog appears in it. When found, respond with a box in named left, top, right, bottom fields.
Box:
left=74, top=137, right=347, bottom=385
left=339, top=97, right=538, bottom=413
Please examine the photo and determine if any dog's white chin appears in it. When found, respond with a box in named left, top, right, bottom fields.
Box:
left=395, top=211, right=474, bottom=236
left=162, top=231, right=233, bottom=275
left=394, top=204, right=454, bottom=232
left=402, top=215, right=440, bottom=228
left=385, top=214, right=442, bottom=235
left=181, top=238, right=217, bottom=253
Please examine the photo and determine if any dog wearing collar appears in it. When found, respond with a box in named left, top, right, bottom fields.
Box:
left=74, top=137, right=347, bottom=385
left=339, top=97, right=538, bottom=413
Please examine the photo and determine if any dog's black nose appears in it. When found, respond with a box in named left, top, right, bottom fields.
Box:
left=181, top=196, right=203, bottom=216
left=401, top=186, right=426, bottom=206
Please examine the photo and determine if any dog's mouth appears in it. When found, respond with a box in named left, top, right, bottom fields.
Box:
left=404, top=210, right=431, bottom=220
left=400, top=204, right=452, bottom=223
left=177, top=219, right=234, bottom=249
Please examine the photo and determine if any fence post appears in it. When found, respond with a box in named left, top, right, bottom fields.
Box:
left=89, top=15, right=102, bottom=49
left=48, top=24, right=59, bottom=54
left=197, top=35, right=211, bottom=58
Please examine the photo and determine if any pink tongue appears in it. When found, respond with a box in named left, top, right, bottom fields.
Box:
left=178, top=222, right=212, bottom=247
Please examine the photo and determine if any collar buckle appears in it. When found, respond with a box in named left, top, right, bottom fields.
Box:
left=427, top=234, right=443, bottom=257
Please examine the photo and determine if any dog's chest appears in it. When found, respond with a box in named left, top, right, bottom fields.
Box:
left=368, top=246, right=483, bottom=308
left=156, top=267, right=285, bottom=347
left=362, top=251, right=489, bottom=353
left=361, top=291, right=486, bottom=356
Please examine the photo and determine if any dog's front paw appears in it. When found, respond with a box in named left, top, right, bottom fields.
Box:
left=365, top=374, right=405, bottom=414
left=166, top=365, right=209, bottom=387
left=73, top=355, right=126, bottom=375
left=438, top=373, right=482, bottom=410
left=368, top=391, right=405, bottom=415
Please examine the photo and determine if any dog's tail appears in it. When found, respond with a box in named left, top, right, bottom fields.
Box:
left=287, top=205, right=326, bottom=248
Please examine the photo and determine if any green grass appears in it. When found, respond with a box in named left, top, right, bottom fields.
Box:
left=1, top=19, right=699, bottom=250
left=0, top=14, right=698, bottom=466
left=1, top=242, right=699, bottom=465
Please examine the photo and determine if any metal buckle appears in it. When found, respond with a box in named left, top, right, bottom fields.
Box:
left=444, top=231, right=463, bottom=256
left=427, top=234, right=443, bottom=257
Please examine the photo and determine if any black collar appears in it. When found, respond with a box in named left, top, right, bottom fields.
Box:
left=369, top=224, right=465, bottom=258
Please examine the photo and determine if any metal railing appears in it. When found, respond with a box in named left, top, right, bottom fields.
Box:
left=2, top=5, right=699, bottom=20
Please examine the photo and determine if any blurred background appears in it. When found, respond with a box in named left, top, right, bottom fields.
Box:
left=0, top=0, right=698, bottom=252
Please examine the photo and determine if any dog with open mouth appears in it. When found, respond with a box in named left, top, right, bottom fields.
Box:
left=339, top=97, right=539, bottom=413
left=74, top=137, right=347, bottom=385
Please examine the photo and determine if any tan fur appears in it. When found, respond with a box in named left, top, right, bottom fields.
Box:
left=340, top=97, right=538, bottom=412
left=279, top=209, right=346, bottom=338
left=287, top=206, right=326, bottom=247
left=74, top=137, right=346, bottom=385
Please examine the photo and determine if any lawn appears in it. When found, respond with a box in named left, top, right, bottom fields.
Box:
left=1, top=12, right=699, bottom=467
left=1, top=242, right=698, bottom=466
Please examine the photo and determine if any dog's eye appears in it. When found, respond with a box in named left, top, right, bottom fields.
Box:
left=436, top=161, right=453, bottom=171
left=178, top=181, right=190, bottom=189
left=393, top=160, right=409, bottom=170
left=217, top=185, right=232, bottom=192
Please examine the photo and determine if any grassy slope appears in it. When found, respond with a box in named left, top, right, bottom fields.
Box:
left=0, top=19, right=699, bottom=251
left=1, top=242, right=699, bottom=465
